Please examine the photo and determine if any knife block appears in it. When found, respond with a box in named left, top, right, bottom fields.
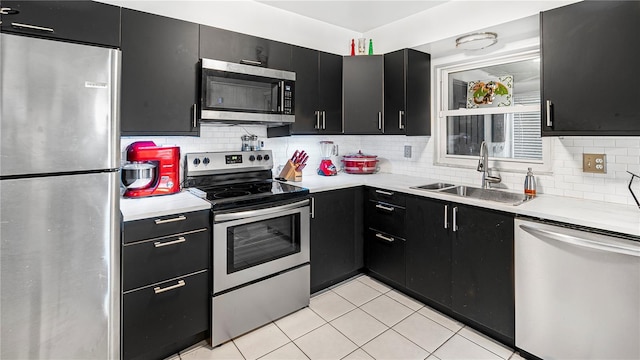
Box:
left=279, top=160, right=302, bottom=182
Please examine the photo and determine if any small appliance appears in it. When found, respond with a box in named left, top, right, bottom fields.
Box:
left=318, top=141, right=338, bottom=176
left=121, top=141, right=180, bottom=198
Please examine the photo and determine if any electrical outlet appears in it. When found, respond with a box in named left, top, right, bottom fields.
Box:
left=583, top=153, right=606, bottom=173
left=404, top=145, right=412, bottom=158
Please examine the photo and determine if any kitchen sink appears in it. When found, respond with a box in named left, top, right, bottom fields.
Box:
left=439, top=185, right=532, bottom=206
left=411, top=182, right=456, bottom=190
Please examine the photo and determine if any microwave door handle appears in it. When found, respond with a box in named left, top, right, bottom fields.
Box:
left=279, top=81, right=285, bottom=113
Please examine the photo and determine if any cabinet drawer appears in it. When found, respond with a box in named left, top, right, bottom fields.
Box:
left=123, top=210, right=210, bottom=244
left=122, top=270, right=209, bottom=360
left=122, top=228, right=210, bottom=292
left=367, top=187, right=406, bottom=207
left=366, top=229, right=405, bottom=286
left=366, top=200, right=406, bottom=238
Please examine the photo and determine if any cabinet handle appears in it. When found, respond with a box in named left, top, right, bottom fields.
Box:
left=240, top=59, right=262, bottom=66
left=1, top=7, right=20, bottom=15
left=375, top=233, right=395, bottom=242
left=375, top=189, right=394, bottom=196
left=375, top=203, right=395, bottom=212
left=444, top=205, right=449, bottom=229
left=154, top=236, right=186, bottom=248
left=154, top=280, right=186, bottom=294
left=452, top=206, right=458, bottom=232
left=154, top=215, right=186, bottom=225
left=11, top=22, right=54, bottom=33
left=314, top=111, right=320, bottom=129
left=546, top=100, right=553, bottom=127
left=399, top=110, right=405, bottom=130
left=192, top=103, right=197, bottom=128
left=310, top=196, right=315, bottom=219
left=322, top=111, right=326, bottom=130
left=377, top=112, right=382, bottom=131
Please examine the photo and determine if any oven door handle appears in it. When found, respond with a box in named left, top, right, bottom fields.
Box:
left=214, top=199, right=310, bottom=222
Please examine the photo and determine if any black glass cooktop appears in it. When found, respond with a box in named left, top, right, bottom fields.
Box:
left=195, top=180, right=309, bottom=210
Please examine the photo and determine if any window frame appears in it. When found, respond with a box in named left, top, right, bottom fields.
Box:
left=434, top=48, right=552, bottom=173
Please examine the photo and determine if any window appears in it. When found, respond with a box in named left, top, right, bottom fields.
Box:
left=435, top=49, right=551, bottom=172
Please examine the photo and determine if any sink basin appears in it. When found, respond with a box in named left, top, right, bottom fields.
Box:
left=440, top=185, right=532, bottom=206
left=411, top=182, right=456, bottom=191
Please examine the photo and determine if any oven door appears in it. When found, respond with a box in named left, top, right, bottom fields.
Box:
left=212, top=198, right=309, bottom=294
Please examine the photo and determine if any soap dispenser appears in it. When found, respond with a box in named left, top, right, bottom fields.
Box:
left=524, top=167, right=537, bottom=197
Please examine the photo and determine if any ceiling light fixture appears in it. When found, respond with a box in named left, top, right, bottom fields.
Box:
left=455, top=32, right=498, bottom=50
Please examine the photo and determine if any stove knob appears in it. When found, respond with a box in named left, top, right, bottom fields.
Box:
left=256, top=155, right=263, bottom=161
left=203, top=157, right=210, bottom=165
left=249, top=155, right=256, bottom=161
left=193, top=158, right=201, bottom=165
left=264, top=154, right=270, bottom=161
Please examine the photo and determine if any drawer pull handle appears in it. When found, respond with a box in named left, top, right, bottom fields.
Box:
left=154, top=280, right=186, bottom=294
left=375, top=189, right=394, bottom=196
left=154, top=215, right=186, bottom=225
left=11, top=22, right=54, bottom=33
left=375, top=204, right=395, bottom=212
left=154, top=237, right=186, bottom=248
left=452, top=206, right=458, bottom=232
left=240, top=59, right=262, bottom=66
left=375, top=233, right=395, bottom=242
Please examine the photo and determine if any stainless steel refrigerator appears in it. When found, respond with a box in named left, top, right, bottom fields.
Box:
left=1, top=33, right=120, bottom=359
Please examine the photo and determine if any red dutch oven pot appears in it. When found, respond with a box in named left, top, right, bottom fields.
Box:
left=342, top=151, right=379, bottom=174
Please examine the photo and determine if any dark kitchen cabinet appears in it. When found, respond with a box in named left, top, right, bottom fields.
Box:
left=122, top=209, right=211, bottom=360
left=343, top=55, right=384, bottom=134
left=364, top=188, right=407, bottom=286
left=405, top=196, right=514, bottom=345
left=199, top=25, right=292, bottom=70
left=0, top=1, right=120, bottom=47
left=120, top=9, right=200, bottom=136
left=384, top=49, right=431, bottom=135
left=310, top=187, right=363, bottom=293
left=541, top=1, right=640, bottom=136
left=405, top=196, right=451, bottom=308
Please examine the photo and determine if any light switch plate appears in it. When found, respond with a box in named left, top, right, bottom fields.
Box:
left=583, top=153, right=606, bottom=173
left=404, top=145, right=412, bottom=158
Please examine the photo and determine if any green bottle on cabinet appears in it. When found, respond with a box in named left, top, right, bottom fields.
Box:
left=368, top=39, right=373, bottom=55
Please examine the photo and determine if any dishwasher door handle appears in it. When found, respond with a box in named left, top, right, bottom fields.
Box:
left=519, top=224, right=640, bottom=257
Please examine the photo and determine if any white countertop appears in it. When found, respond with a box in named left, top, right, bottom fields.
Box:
left=120, top=191, right=211, bottom=222
left=288, top=173, right=640, bottom=237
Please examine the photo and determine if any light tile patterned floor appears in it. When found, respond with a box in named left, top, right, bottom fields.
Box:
left=175, top=275, right=527, bottom=360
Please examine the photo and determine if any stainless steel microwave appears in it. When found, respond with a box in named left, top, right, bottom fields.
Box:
left=200, top=58, right=295, bottom=125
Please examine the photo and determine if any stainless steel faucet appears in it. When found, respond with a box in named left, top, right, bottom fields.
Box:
left=477, top=141, right=501, bottom=188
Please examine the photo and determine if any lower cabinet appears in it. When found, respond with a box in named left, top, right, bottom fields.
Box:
left=122, top=210, right=211, bottom=360
left=310, top=187, right=363, bottom=293
left=406, top=195, right=515, bottom=345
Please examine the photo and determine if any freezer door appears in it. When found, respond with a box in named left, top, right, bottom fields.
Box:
left=0, top=172, right=120, bottom=359
left=1, top=33, right=120, bottom=176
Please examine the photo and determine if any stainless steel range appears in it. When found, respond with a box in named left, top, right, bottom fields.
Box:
left=184, top=150, right=310, bottom=347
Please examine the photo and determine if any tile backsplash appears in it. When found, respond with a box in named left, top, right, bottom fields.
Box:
left=123, top=124, right=640, bottom=206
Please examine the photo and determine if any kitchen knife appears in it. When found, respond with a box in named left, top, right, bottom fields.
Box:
left=291, top=150, right=299, bottom=162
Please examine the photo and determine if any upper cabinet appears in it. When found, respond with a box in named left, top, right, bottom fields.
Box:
left=541, top=1, right=640, bottom=136
left=120, top=9, right=200, bottom=136
left=287, top=46, right=343, bottom=135
left=199, top=25, right=292, bottom=70
left=0, top=0, right=120, bottom=47
left=343, top=55, right=384, bottom=134
left=384, top=49, right=431, bottom=136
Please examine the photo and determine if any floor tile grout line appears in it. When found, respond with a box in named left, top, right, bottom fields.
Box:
left=455, top=327, right=515, bottom=359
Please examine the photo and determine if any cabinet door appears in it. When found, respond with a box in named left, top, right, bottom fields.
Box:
left=383, top=49, right=406, bottom=135
left=343, top=55, right=384, bottom=134
left=541, top=1, right=640, bottom=135
left=199, top=25, right=291, bottom=70
left=405, top=197, right=451, bottom=307
left=366, top=229, right=405, bottom=286
left=0, top=1, right=120, bottom=47
left=122, top=271, right=209, bottom=360
left=290, top=46, right=320, bottom=134
left=318, top=51, right=343, bottom=133
left=451, top=205, right=514, bottom=342
left=405, top=49, right=431, bottom=136
left=310, top=188, right=363, bottom=293
left=120, top=9, right=199, bottom=136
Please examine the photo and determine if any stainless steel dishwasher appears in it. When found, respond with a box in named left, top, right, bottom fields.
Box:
left=515, top=218, right=640, bottom=360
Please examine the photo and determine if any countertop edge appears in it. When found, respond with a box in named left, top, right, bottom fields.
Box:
left=120, top=191, right=212, bottom=222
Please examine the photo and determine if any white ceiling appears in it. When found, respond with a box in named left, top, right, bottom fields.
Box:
left=256, top=0, right=448, bottom=33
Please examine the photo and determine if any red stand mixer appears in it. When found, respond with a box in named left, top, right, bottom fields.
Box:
left=317, top=141, right=338, bottom=176
left=121, top=141, right=180, bottom=197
